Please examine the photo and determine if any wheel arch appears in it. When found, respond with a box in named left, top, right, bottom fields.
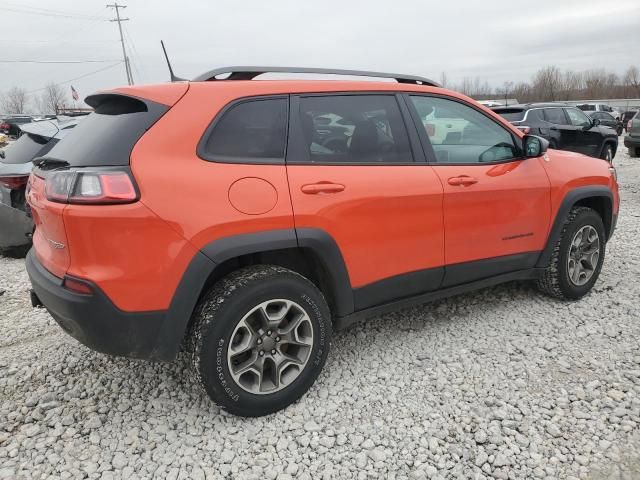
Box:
left=159, top=228, right=353, bottom=359
left=536, top=186, right=613, bottom=268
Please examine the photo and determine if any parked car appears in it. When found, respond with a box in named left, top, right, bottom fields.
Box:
left=577, top=103, right=620, bottom=120
left=26, top=67, right=619, bottom=416
left=622, top=110, right=639, bottom=133
left=586, top=111, right=623, bottom=135
left=0, top=118, right=79, bottom=256
left=624, top=112, right=640, bottom=157
left=492, top=103, right=618, bottom=162
left=0, top=116, right=33, bottom=137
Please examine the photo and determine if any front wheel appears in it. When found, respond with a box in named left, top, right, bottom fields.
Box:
left=187, top=265, right=332, bottom=417
left=537, top=206, right=606, bottom=300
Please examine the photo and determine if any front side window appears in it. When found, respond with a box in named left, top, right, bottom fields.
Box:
left=565, top=108, right=591, bottom=127
left=410, top=96, right=518, bottom=164
left=543, top=108, right=567, bottom=125
left=297, top=95, right=413, bottom=164
left=202, top=98, right=288, bottom=161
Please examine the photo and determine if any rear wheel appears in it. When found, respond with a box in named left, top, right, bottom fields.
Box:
left=537, top=207, right=605, bottom=300
left=187, top=265, right=332, bottom=417
left=630, top=147, right=640, bottom=158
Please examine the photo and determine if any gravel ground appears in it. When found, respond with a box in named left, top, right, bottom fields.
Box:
left=1, top=146, right=639, bottom=480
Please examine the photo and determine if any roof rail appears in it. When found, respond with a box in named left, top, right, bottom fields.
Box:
left=192, top=66, right=441, bottom=86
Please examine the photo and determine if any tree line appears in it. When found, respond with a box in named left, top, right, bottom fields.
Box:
left=443, top=65, right=640, bottom=103
left=3, top=65, right=640, bottom=114
left=1, top=83, right=71, bottom=115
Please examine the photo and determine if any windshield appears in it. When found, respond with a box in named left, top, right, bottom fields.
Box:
left=0, top=133, right=54, bottom=165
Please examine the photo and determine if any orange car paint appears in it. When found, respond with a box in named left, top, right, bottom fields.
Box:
left=28, top=80, right=619, bottom=313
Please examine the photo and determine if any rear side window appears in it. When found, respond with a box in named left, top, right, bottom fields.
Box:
left=296, top=95, right=413, bottom=164
left=543, top=108, right=567, bottom=125
left=493, top=109, right=526, bottom=121
left=43, top=94, right=168, bottom=167
left=200, top=98, right=288, bottom=162
left=1, top=133, right=53, bottom=165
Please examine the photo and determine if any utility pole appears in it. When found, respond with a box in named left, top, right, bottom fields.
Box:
left=106, top=3, right=133, bottom=85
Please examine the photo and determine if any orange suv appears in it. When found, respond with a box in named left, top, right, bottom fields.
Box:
left=26, top=67, right=619, bottom=416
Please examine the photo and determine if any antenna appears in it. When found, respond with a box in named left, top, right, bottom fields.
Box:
left=160, top=40, right=185, bottom=82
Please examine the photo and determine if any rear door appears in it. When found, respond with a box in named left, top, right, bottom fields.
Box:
left=541, top=107, right=571, bottom=149
left=406, top=94, right=550, bottom=286
left=285, top=93, right=445, bottom=310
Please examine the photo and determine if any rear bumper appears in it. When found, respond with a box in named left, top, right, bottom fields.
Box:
left=0, top=199, right=32, bottom=249
left=26, top=249, right=176, bottom=361
left=624, top=136, right=640, bottom=149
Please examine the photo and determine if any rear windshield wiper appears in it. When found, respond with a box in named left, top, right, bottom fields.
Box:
left=33, top=157, right=70, bottom=170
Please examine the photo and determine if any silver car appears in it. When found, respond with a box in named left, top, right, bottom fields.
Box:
left=0, top=118, right=80, bottom=256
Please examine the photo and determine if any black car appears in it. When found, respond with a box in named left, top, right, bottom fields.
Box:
left=492, top=103, right=618, bottom=162
left=586, top=111, right=623, bottom=136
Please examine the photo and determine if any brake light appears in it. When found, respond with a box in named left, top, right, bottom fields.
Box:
left=516, top=126, right=531, bottom=134
left=63, top=276, right=93, bottom=295
left=45, top=170, right=138, bottom=204
left=0, top=122, right=9, bottom=130
left=0, top=175, right=29, bottom=190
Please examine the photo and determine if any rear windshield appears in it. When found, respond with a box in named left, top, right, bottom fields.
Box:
left=0, top=133, right=56, bottom=165
left=42, top=95, right=168, bottom=167
left=577, top=104, right=595, bottom=111
left=493, top=109, right=526, bottom=121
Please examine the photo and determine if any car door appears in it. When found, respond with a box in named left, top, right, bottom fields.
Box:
left=285, top=93, right=445, bottom=310
left=405, top=94, right=551, bottom=287
left=540, top=107, right=572, bottom=150
left=564, top=107, right=602, bottom=157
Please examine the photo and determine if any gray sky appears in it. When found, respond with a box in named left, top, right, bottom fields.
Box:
left=1, top=0, right=639, bottom=106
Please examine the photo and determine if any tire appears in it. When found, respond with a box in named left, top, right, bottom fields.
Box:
left=187, top=265, right=332, bottom=417
left=0, top=244, right=31, bottom=258
left=548, top=139, right=557, bottom=149
left=630, top=147, right=640, bottom=158
left=537, top=206, right=606, bottom=300
left=600, top=143, right=613, bottom=163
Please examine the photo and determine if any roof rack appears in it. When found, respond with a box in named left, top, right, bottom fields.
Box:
left=192, top=66, right=441, bottom=86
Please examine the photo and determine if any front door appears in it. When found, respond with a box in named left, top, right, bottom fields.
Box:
left=565, top=107, right=602, bottom=156
left=406, top=94, right=551, bottom=287
left=285, top=93, right=445, bottom=311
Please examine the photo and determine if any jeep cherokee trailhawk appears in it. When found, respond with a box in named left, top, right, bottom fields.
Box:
left=26, top=67, right=619, bottom=416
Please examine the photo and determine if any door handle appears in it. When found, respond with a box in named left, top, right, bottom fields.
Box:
left=301, top=182, right=345, bottom=194
left=447, top=176, right=478, bottom=186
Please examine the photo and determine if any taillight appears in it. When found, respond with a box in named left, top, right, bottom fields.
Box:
left=516, top=126, right=532, bottom=134
left=45, top=170, right=138, bottom=205
left=628, top=120, right=633, bottom=131
left=0, top=175, right=29, bottom=190
left=0, top=122, right=9, bottom=130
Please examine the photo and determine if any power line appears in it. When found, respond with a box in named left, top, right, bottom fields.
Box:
left=106, top=3, right=133, bottom=85
left=0, top=60, right=121, bottom=64
left=0, top=5, right=108, bottom=21
left=25, top=62, right=124, bottom=94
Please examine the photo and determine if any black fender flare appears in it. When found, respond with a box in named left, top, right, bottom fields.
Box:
left=158, top=228, right=354, bottom=360
left=536, top=186, right=613, bottom=268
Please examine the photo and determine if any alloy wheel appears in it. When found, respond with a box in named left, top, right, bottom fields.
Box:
left=226, top=299, right=314, bottom=395
left=567, top=225, right=600, bottom=286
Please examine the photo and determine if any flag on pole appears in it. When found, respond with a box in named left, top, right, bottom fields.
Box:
left=70, top=85, right=79, bottom=101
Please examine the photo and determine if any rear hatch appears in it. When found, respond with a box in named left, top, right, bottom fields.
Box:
left=28, top=83, right=187, bottom=278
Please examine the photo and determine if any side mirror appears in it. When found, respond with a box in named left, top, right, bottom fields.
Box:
left=523, top=135, right=549, bottom=158
left=592, top=118, right=601, bottom=127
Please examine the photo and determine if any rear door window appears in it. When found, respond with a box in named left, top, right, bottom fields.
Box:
left=295, top=95, right=413, bottom=164
left=543, top=108, right=568, bottom=125
left=200, top=97, right=288, bottom=162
